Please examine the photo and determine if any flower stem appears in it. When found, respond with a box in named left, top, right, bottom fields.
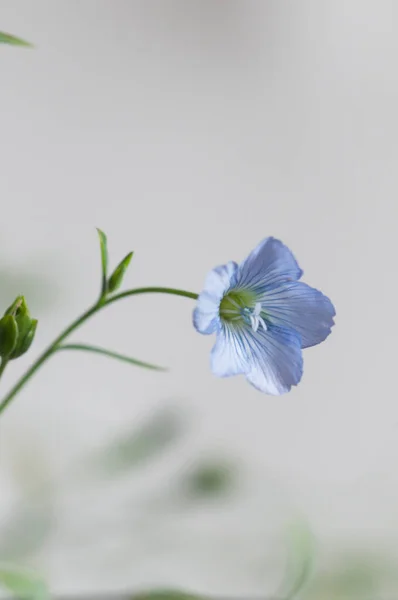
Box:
left=0, top=287, right=198, bottom=417
left=0, top=358, right=9, bottom=381
left=105, top=286, right=198, bottom=306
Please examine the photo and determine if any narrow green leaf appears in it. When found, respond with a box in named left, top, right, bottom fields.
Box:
left=108, top=251, right=133, bottom=293
left=96, top=228, right=108, bottom=297
left=0, top=563, right=49, bottom=600
left=133, top=589, right=204, bottom=599
left=57, top=343, right=167, bottom=371
left=0, top=32, right=32, bottom=47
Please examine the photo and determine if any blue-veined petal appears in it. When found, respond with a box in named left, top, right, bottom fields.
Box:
left=210, top=321, right=303, bottom=394
left=193, top=261, right=238, bottom=335
left=237, top=237, right=303, bottom=293
left=260, top=281, right=335, bottom=348
left=210, top=323, right=251, bottom=377
left=245, top=324, right=303, bottom=395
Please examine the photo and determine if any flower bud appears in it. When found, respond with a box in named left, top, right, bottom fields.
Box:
left=3, top=296, right=38, bottom=359
left=0, top=315, right=18, bottom=358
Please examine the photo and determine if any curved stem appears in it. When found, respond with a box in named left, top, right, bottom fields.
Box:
left=105, top=287, right=198, bottom=307
left=0, top=287, right=197, bottom=417
left=0, top=304, right=99, bottom=417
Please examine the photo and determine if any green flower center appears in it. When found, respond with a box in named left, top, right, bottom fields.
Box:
left=219, top=289, right=256, bottom=323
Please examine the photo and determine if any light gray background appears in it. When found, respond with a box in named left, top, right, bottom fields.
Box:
left=0, top=0, right=397, bottom=596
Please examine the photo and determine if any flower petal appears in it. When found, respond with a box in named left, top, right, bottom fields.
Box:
left=260, top=281, right=335, bottom=348
left=237, top=237, right=303, bottom=293
left=210, top=322, right=303, bottom=395
left=245, top=324, right=303, bottom=395
left=210, top=324, right=251, bottom=377
left=193, top=261, right=238, bottom=335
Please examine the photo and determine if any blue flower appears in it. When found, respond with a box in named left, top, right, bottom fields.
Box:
left=193, top=237, right=335, bottom=395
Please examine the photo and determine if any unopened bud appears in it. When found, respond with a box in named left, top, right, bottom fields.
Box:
left=0, top=315, right=18, bottom=358
left=3, top=296, right=38, bottom=359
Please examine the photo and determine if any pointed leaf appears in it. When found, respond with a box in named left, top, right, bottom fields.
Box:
left=96, top=228, right=108, bottom=297
left=108, top=251, right=133, bottom=293
left=57, top=343, right=166, bottom=370
left=0, top=32, right=32, bottom=47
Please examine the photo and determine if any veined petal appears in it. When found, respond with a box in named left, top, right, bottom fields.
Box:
left=260, top=281, right=335, bottom=348
left=237, top=237, right=303, bottom=293
left=210, top=322, right=302, bottom=395
left=210, top=324, right=251, bottom=377
left=245, top=325, right=303, bottom=395
left=193, top=261, right=238, bottom=335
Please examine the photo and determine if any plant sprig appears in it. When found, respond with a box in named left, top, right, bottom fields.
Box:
left=0, top=230, right=198, bottom=417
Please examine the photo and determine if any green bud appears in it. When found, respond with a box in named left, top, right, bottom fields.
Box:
left=108, top=251, right=133, bottom=293
left=11, top=318, right=38, bottom=359
left=3, top=296, right=38, bottom=359
left=0, top=315, right=18, bottom=358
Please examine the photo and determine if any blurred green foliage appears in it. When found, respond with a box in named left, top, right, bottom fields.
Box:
left=133, top=591, right=203, bottom=600
left=280, top=520, right=314, bottom=599
left=2, top=404, right=398, bottom=599
left=0, top=404, right=237, bottom=598
left=89, top=407, right=185, bottom=477
left=178, top=460, right=236, bottom=502
left=0, top=564, right=49, bottom=600
left=0, top=495, right=55, bottom=563
left=0, top=32, right=32, bottom=47
left=304, top=553, right=398, bottom=600
left=0, top=439, right=55, bottom=567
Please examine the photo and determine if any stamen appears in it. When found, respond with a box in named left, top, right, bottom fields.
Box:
left=258, top=315, right=267, bottom=331
left=219, top=290, right=264, bottom=329
left=254, top=303, right=262, bottom=317
left=247, top=303, right=267, bottom=333
left=250, top=315, right=259, bottom=332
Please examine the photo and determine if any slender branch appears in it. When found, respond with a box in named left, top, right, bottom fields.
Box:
left=104, top=287, right=198, bottom=307
left=0, top=304, right=99, bottom=416
left=57, top=343, right=167, bottom=371
left=0, top=287, right=197, bottom=417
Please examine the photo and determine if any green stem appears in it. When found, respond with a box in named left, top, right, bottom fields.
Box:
left=105, top=286, right=198, bottom=306
left=0, top=358, right=9, bottom=380
left=0, top=287, right=198, bottom=417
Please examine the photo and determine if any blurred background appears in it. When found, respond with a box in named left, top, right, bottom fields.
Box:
left=1, top=1, right=398, bottom=598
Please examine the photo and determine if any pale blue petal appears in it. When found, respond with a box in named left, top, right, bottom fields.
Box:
left=260, top=282, right=335, bottom=348
left=245, top=325, right=303, bottom=395
left=210, top=322, right=302, bottom=395
left=210, top=324, right=251, bottom=377
left=237, top=237, right=303, bottom=293
left=193, top=261, right=238, bottom=335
